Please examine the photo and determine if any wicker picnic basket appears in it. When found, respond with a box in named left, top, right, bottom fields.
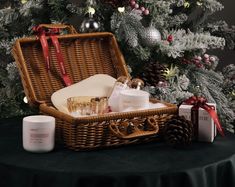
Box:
left=12, top=24, right=177, bottom=151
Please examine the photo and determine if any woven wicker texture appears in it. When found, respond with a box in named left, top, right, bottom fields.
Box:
left=13, top=32, right=128, bottom=106
left=12, top=25, right=177, bottom=151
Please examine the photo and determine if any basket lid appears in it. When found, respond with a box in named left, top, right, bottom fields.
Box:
left=12, top=32, right=129, bottom=107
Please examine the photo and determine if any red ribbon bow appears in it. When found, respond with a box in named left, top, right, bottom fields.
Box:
left=184, top=96, right=224, bottom=136
left=184, top=96, right=207, bottom=106
left=33, top=25, right=72, bottom=86
left=33, top=26, right=60, bottom=36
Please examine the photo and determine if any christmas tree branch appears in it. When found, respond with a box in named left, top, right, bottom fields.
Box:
left=188, top=68, right=235, bottom=132
left=158, top=29, right=225, bottom=58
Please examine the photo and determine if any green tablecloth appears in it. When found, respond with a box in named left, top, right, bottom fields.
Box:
left=0, top=117, right=235, bottom=187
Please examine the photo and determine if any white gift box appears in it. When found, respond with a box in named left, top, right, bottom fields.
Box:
left=179, top=103, right=217, bottom=142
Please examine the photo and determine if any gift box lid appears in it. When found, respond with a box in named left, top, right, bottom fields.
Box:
left=179, top=103, right=216, bottom=111
left=12, top=27, right=129, bottom=107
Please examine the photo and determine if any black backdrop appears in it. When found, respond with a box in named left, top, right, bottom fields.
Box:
left=212, top=0, right=235, bottom=69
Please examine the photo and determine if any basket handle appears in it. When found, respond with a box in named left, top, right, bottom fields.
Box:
left=109, top=117, right=159, bottom=139
left=37, top=24, right=77, bottom=34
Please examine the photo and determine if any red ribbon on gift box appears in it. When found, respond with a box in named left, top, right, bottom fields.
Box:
left=33, top=26, right=72, bottom=87
left=184, top=96, right=224, bottom=137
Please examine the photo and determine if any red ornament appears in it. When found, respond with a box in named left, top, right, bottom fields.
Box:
left=128, top=0, right=149, bottom=15
left=143, top=9, right=149, bottom=15
left=130, top=0, right=136, bottom=7
left=181, top=58, right=191, bottom=64
left=209, top=56, right=216, bottom=62
left=196, top=63, right=204, bottom=68
left=157, top=81, right=168, bottom=88
left=134, top=3, right=139, bottom=9
left=203, top=54, right=209, bottom=59
left=140, top=6, right=145, bottom=12
left=167, top=35, right=173, bottom=43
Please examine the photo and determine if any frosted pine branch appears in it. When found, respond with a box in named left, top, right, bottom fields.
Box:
left=166, top=14, right=188, bottom=28
left=158, top=29, right=225, bottom=58
left=202, top=0, right=224, bottom=13
left=19, top=0, right=43, bottom=16
left=149, top=0, right=175, bottom=29
left=111, top=10, right=144, bottom=47
left=0, top=7, right=17, bottom=25
left=130, top=45, right=151, bottom=61
left=188, top=68, right=234, bottom=132
left=206, top=21, right=235, bottom=50
left=0, top=37, right=22, bottom=54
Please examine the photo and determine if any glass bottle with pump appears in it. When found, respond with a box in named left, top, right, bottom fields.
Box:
left=130, top=78, right=145, bottom=90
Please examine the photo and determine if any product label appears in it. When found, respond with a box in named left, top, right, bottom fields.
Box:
left=29, top=128, right=50, bottom=144
left=122, top=99, right=146, bottom=108
left=110, top=83, right=126, bottom=98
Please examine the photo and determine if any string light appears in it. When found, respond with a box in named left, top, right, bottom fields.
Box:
left=184, top=1, right=190, bottom=8
left=196, top=1, right=203, bottom=6
left=87, top=7, right=96, bottom=15
left=118, top=7, right=125, bottom=13
left=23, top=96, right=28, bottom=103
left=232, top=91, right=235, bottom=97
left=21, top=0, right=28, bottom=4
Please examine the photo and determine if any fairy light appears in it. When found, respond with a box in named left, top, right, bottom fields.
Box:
left=21, top=0, right=28, bottom=4
left=87, top=6, right=95, bottom=15
left=184, top=1, right=190, bottom=8
left=118, top=7, right=125, bottom=13
left=196, top=1, right=203, bottom=6
left=23, top=96, right=28, bottom=103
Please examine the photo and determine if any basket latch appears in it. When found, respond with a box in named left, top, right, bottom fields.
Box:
left=109, top=117, right=159, bottom=139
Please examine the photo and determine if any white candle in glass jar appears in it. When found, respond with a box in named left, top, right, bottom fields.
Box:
left=23, top=115, right=55, bottom=153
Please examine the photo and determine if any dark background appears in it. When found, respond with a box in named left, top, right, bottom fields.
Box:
left=212, top=0, right=235, bottom=69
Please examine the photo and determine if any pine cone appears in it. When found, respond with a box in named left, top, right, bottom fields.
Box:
left=154, top=114, right=175, bottom=137
left=140, top=61, right=167, bottom=87
left=164, top=115, right=193, bottom=146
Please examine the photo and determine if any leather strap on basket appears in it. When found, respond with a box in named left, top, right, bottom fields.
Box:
left=33, top=24, right=73, bottom=86
left=109, top=117, right=159, bottom=139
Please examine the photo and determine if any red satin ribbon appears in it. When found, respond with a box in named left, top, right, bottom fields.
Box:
left=50, top=35, right=72, bottom=86
left=184, top=96, right=225, bottom=136
left=33, top=26, right=50, bottom=70
left=33, top=26, right=72, bottom=86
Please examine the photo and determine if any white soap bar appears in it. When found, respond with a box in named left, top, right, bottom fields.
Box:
left=119, top=101, right=167, bottom=113
left=51, top=74, right=116, bottom=114
left=149, top=102, right=167, bottom=109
